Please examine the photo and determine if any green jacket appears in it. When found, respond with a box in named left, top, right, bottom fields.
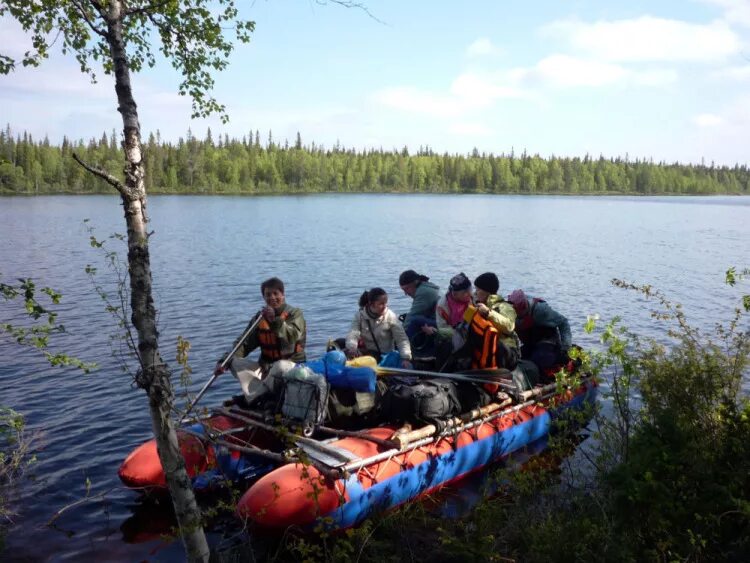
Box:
left=486, top=294, right=520, bottom=351
left=404, top=280, right=440, bottom=326
left=231, top=304, right=307, bottom=366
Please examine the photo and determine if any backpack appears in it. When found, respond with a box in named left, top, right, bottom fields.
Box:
left=454, top=382, right=492, bottom=412
left=326, top=387, right=378, bottom=429
left=280, top=366, right=329, bottom=433
left=380, top=378, right=461, bottom=430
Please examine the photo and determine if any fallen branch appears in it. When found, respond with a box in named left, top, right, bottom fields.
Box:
left=46, top=486, right=116, bottom=526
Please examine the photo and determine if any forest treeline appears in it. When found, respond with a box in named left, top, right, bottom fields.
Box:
left=1, top=125, right=748, bottom=195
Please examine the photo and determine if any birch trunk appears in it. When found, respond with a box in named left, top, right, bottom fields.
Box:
left=105, top=2, right=209, bottom=560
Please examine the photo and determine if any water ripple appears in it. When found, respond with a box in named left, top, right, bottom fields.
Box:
left=1, top=193, right=749, bottom=560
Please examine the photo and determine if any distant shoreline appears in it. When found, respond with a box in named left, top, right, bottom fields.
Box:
left=3, top=128, right=748, bottom=196
left=3, top=190, right=749, bottom=197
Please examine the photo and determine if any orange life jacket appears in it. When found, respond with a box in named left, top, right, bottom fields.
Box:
left=257, top=312, right=304, bottom=364
left=466, top=307, right=499, bottom=370
left=464, top=306, right=503, bottom=393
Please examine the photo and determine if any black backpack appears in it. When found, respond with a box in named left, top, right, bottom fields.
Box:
left=454, top=382, right=492, bottom=412
left=381, top=378, right=461, bottom=430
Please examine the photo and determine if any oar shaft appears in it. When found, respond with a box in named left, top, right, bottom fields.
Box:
left=181, top=312, right=263, bottom=421
left=376, top=366, right=512, bottom=388
left=218, top=312, right=264, bottom=370
left=181, top=374, right=219, bottom=422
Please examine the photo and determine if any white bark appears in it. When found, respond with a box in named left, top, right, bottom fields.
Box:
left=103, top=2, right=210, bottom=560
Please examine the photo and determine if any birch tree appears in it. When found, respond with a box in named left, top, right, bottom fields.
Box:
left=0, top=2, right=253, bottom=560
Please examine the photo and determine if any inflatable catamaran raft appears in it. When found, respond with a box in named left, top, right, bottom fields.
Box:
left=119, top=351, right=597, bottom=530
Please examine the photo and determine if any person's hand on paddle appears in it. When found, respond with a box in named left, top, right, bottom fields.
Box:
left=401, top=359, right=412, bottom=369
left=214, top=356, right=234, bottom=376
left=262, top=306, right=276, bottom=322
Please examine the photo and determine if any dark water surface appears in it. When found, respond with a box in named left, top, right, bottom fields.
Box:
left=1, top=194, right=749, bottom=560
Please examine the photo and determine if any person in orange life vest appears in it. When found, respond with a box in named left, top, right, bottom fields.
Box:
left=345, top=287, right=412, bottom=368
left=507, top=289, right=571, bottom=373
left=215, top=277, right=306, bottom=403
left=470, top=272, right=520, bottom=370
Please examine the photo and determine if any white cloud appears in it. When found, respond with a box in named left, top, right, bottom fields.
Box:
left=466, top=38, right=503, bottom=57
left=712, top=64, right=750, bottom=80
left=373, top=50, right=679, bottom=124
left=373, top=72, right=525, bottom=118
left=691, top=97, right=750, bottom=130
left=685, top=96, right=750, bottom=164
left=699, top=0, right=750, bottom=28
left=449, top=121, right=493, bottom=136
left=511, top=55, right=628, bottom=87
left=632, top=69, right=680, bottom=86
left=543, top=16, right=742, bottom=63
left=723, top=95, right=750, bottom=124
left=693, top=113, right=725, bottom=126
left=508, top=55, right=677, bottom=89
left=1, top=62, right=113, bottom=99
left=449, top=72, right=524, bottom=106
left=372, top=86, right=463, bottom=117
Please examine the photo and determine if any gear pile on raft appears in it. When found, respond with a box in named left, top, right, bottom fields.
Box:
left=119, top=271, right=597, bottom=531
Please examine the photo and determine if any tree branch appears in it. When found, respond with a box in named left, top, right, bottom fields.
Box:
left=316, top=0, right=386, bottom=25
left=46, top=487, right=117, bottom=526
left=72, top=153, right=127, bottom=195
left=88, top=0, right=106, bottom=14
left=70, top=0, right=107, bottom=37
left=124, top=0, right=173, bottom=18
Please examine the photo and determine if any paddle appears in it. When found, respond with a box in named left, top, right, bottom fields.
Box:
left=180, top=311, right=263, bottom=422
left=375, top=365, right=515, bottom=389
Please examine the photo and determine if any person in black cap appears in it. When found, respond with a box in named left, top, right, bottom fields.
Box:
left=472, top=272, right=520, bottom=370
left=399, top=269, right=440, bottom=327
left=399, top=269, right=440, bottom=358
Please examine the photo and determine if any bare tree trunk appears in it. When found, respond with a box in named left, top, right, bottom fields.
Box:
left=104, top=2, right=209, bottom=560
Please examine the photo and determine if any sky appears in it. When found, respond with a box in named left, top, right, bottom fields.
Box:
left=1, top=0, right=750, bottom=165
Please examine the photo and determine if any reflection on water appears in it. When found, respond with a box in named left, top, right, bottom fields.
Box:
left=1, top=194, right=748, bottom=560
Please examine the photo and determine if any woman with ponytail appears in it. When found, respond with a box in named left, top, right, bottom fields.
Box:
left=345, top=287, right=412, bottom=368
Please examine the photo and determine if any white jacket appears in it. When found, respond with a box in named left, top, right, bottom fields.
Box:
left=345, top=307, right=412, bottom=360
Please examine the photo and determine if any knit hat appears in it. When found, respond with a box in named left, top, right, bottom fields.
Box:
left=473, top=272, right=499, bottom=294
left=508, top=289, right=529, bottom=316
left=449, top=272, right=471, bottom=292
left=399, top=270, right=429, bottom=285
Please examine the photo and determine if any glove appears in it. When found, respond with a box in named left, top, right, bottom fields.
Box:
left=214, top=357, right=233, bottom=375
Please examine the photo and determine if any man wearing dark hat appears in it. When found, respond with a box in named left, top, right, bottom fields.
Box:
left=399, top=269, right=440, bottom=358
left=507, top=289, right=571, bottom=372
left=399, top=269, right=440, bottom=327
left=472, top=272, right=520, bottom=370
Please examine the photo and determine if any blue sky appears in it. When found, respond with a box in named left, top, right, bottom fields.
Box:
left=2, top=0, right=750, bottom=165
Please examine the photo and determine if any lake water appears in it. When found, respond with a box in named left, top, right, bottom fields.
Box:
left=1, top=194, right=749, bottom=560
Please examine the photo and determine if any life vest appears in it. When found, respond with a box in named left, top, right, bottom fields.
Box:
left=257, top=311, right=305, bottom=364
left=515, top=298, right=559, bottom=347
left=466, top=307, right=499, bottom=371
left=465, top=305, right=519, bottom=394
